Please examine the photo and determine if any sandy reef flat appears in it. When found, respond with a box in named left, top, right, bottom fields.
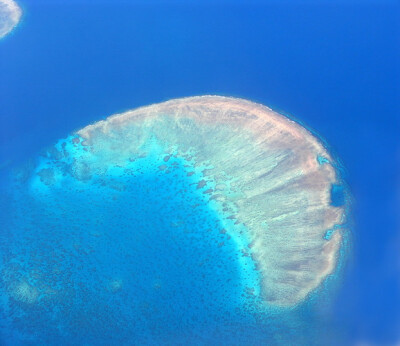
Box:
left=0, top=0, right=22, bottom=39
left=76, top=95, right=348, bottom=306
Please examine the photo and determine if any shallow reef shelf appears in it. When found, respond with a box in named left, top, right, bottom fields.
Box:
left=0, top=95, right=350, bottom=343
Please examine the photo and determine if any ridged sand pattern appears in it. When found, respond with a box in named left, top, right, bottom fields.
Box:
left=0, top=0, right=22, bottom=39
left=77, top=95, right=346, bottom=307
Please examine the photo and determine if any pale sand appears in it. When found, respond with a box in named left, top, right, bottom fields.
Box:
left=77, top=96, right=347, bottom=306
left=9, top=281, right=39, bottom=304
left=0, top=0, right=22, bottom=39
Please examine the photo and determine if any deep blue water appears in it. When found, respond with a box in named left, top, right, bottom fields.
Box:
left=0, top=0, right=399, bottom=344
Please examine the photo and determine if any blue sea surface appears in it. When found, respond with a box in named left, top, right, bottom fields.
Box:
left=0, top=0, right=399, bottom=344
left=0, top=132, right=345, bottom=345
left=0, top=142, right=255, bottom=344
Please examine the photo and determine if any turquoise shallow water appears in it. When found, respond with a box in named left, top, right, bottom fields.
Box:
left=0, top=0, right=398, bottom=344
left=0, top=131, right=348, bottom=344
left=0, top=138, right=246, bottom=343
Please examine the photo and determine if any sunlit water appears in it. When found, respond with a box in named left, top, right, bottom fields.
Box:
left=0, top=97, right=350, bottom=345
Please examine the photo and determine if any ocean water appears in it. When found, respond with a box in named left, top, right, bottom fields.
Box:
left=0, top=0, right=399, bottom=345
left=0, top=96, right=350, bottom=344
left=0, top=139, right=256, bottom=344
